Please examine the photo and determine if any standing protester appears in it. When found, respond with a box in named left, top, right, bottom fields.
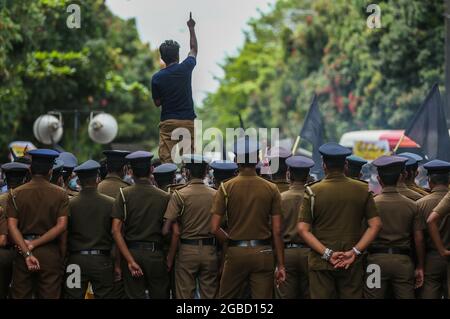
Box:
left=364, top=156, right=424, bottom=299
left=268, top=146, right=292, bottom=193
left=345, top=155, right=367, bottom=180
left=0, top=162, right=29, bottom=299
left=163, top=154, right=218, bottom=299
left=298, top=143, right=382, bottom=299
left=398, top=152, right=429, bottom=196
left=416, top=160, right=450, bottom=299
left=112, top=151, right=170, bottom=299
left=58, top=152, right=79, bottom=198
left=209, top=160, right=238, bottom=189
left=64, top=160, right=115, bottom=299
left=6, top=149, right=69, bottom=299
left=276, top=156, right=313, bottom=299
left=152, top=13, right=198, bottom=163
left=211, top=137, right=286, bottom=299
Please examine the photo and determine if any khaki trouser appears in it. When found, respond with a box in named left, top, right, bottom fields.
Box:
left=64, top=254, right=114, bottom=299
left=419, top=251, right=448, bottom=299
left=159, top=119, right=195, bottom=163
left=275, top=247, right=309, bottom=299
left=122, top=248, right=169, bottom=299
left=11, top=243, right=63, bottom=299
left=364, top=254, right=415, bottom=299
left=309, top=262, right=364, bottom=299
left=219, top=246, right=274, bottom=299
left=0, top=248, right=14, bottom=298
left=175, top=244, right=219, bottom=299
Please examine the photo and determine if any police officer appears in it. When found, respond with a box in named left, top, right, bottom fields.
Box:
left=98, top=150, right=131, bottom=199
left=112, top=151, right=170, bottom=299
left=58, top=152, right=79, bottom=197
left=153, top=163, right=178, bottom=192
left=364, top=155, right=424, bottom=299
left=345, top=155, right=367, bottom=180
left=64, top=160, right=115, bottom=299
left=276, top=156, right=314, bottom=299
left=416, top=160, right=450, bottom=299
left=163, top=154, right=218, bottom=299
left=211, top=136, right=286, bottom=299
left=6, top=149, right=69, bottom=299
left=50, top=159, right=64, bottom=187
left=0, top=162, right=29, bottom=298
left=426, top=165, right=450, bottom=299
left=298, top=143, right=382, bottom=299
left=210, top=160, right=238, bottom=189
left=398, top=152, right=429, bottom=196
left=397, top=154, right=425, bottom=200
left=267, top=146, right=291, bottom=193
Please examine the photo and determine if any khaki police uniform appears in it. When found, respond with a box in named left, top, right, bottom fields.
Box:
left=398, top=182, right=423, bottom=201
left=364, top=186, right=420, bottom=299
left=416, top=185, right=449, bottom=299
left=432, top=192, right=450, bottom=297
left=211, top=170, right=282, bottom=299
left=112, top=179, right=170, bottom=299
left=276, top=182, right=310, bottom=299
left=299, top=173, right=378, bottom=299
left=406, top=181, right=430, bottom=197
left=164, top=178, right=218, bottom=299
left=64, top=187, right=115, bottom=299
left=6, top=176, right=69, bottom=299
left=98, top=174, right=129, bottom=199
left=272, top=179, right=290, bottom=194
left=0, top=195, right=14, bottom=299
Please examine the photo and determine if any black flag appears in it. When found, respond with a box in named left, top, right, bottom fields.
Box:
left=404, top=84, right=450, bottom=161
left=300, top=94, right=324, bottom=173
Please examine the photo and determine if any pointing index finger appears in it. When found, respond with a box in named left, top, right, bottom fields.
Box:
left=190, top=12, right=192, bottom=20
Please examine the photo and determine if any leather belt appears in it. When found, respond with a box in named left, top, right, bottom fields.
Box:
left=228, top=239, right=271, bottom=247
left=23, top=234, right=41, bottom=241
left=284, top=242, right=308, bottom=249
left=180, top=238, right=216, bottom=246
left=73, top=250, right=110, bottom=256
left=127, top=241, right=161, bottom=251
left=368, top=247, right=411, bottom=256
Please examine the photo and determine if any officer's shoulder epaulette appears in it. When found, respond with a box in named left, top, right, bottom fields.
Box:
left=167, top=183, right=187, bottom=193
left=305, top=180, right=321, bottom=187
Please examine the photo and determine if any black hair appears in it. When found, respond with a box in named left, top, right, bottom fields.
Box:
left=289, top=168, right=309, bottom=183
left=159, top=40, right=180, bottom=65
left=271, top=159, right=288, bottom=179
left=347, top=166, right=362, bottom=178
left=323, top=157, right=346, bottom=170
left=107, top=162, right=126, bottom=174
left=30, top=163, right=52, bottom=176
left=429, top=173, right=450, bottom=186
left=379, top=172, right=401, bottom=186
left=187, top=164, right=208, bottom=179
left=132, top=166, right=151, bottom=179
left=77, top=173, right=98, bottom=188
left=154, top=174, right=175, bottom=189
left=5, top=173, right=26, bottom=189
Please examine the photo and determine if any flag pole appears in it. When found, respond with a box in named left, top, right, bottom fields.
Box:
left=392, top=134, right=405, bottom=155
left=292, top=136, right=301, bottom=155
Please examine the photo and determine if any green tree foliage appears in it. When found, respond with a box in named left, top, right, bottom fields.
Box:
left=0, top=0, right=160, bottom=161
left=201, top=0, right=445, bottom=144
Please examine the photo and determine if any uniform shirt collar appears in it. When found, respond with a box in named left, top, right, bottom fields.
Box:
left=325, top=172, right=346, bottom=180
left=80, top=186, right=98, bottom=194
left=31, top=175, right=49, bottom=183
left=189, top=178, right=205, bottom=184
left=381, top=186, right=398, bottom=193
left=238, top=170, right=257, bottom=177
left=134, top=178, right=152, bottom=185
left=289, top=182, right=305, bottom=191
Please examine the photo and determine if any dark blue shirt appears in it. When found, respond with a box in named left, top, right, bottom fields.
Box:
left=151, top=56, right=197, bottom=121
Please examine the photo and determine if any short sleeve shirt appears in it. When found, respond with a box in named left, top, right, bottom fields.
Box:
left=151, top=56, right=197, bottom=121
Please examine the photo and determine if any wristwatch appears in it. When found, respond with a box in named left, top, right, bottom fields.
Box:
left=321, top=248, right=334, bottom=261
left=24, top=251, right=33, bottom=258
left=352, top=247, right=362, bottom=256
